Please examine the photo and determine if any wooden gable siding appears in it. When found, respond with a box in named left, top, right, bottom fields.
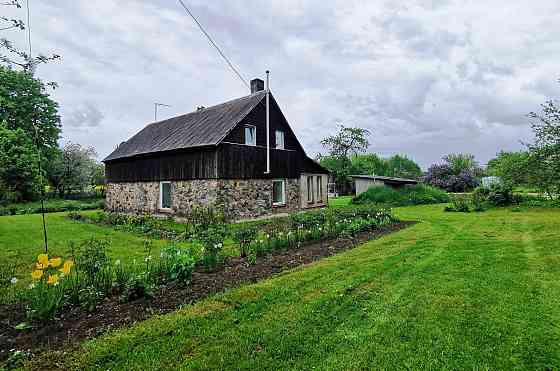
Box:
left=217, top=143, right=300, bottom=179
left=222, top=96, right=302, bottom=151
left=105, top=147, right=217, bottom=182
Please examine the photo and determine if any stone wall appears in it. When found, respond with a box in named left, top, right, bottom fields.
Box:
left=105, top=178, right=302, bottom=220
left=216, top=178, right=300, bottom=220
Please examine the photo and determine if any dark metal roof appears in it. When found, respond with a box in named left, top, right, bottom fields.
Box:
left=104, top=91, right=266, bottom=162
left=350, top=175, right=418, bottom=184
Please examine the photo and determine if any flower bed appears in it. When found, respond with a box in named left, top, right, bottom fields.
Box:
left=1, top=205, right=404, bottom=365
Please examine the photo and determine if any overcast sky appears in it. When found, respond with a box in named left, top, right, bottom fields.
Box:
left=4, top=0, right=560, bottom=168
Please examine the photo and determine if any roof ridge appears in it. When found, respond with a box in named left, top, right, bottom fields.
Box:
left=147, top=90, right=266, bottom=127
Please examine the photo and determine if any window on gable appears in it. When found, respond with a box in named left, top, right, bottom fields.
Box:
left=275, top=130, right=285, bottom=149
left=273, top=179, right=285, bottom=205
left=245, top=125, right=256, bottom=146
left=160, top=181, right=172, bottom=210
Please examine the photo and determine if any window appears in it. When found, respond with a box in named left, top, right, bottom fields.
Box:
left=316, top=176, right=323, bottom=202
left=245, top=125, right=256, bottom=146
left=272, top=180, right=285, bottom=205
left=275, top=130, right=285, bottom=149
left=160, top=181, right=172, bottom=210
left=307, top=176, right=314, bottom=203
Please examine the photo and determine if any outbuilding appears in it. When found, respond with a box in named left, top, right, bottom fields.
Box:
left=351, top=175, right=418, bottom=196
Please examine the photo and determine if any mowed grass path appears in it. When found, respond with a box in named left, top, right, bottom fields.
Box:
left=36, top=205, right=560, bottom=370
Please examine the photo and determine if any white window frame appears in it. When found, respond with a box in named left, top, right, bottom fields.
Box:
left=245, top=125, right=256, bottom=146
left=316, top=176, right=323, bottom=202
left=272, top=179, right=286, bottom=206
left=275, top=130, right=285, bottom=149
left=159, top=181, right=172, bottom=210
left=307, top=176, right=314, bottom=203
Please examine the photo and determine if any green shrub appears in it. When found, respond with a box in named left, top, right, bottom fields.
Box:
left=232, top=226, right=258, bottom=257
left=352, top=184, right=449, bottom=206
left=473, top=184, right=517, bottom=207
left=444, top=195, right=471, bottom=213
left=157, top=243, right=196, bottom=284
left=197, top=225, right=227, bottom=271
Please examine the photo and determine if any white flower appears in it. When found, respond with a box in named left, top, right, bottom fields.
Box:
left=10, top=277, right=17, bottom=285
left=266, top=234, right=270, bottom=239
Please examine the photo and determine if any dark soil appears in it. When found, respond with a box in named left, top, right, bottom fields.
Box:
left=0, top=221, right=415, bottom=363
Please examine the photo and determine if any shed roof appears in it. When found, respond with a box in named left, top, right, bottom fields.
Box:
left=104, top=91, right=266, bottom=162
left=351, top=175, right=418, bottom=184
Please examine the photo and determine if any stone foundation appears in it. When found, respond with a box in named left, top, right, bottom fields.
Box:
left=105, top=178, right=302, bottom=220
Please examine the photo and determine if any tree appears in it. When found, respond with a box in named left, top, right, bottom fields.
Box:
left=1, top=0, right=60, bottom=72
left=385, top=154, right=423, bottom=179
left=47, top=143, right=101, bottom=197
left=320, top=125, right=371, bottom=159
left=486, top=151, right=530, bottom=187
left=0, top=122, right=40, bottom=202
left=320, top=125, right=371, bottom=194
left=350, top=153, right=388, bottom=177
left=0, top=66, right=61, bottom=152
left=349, top=153, right=422, bottom=179
left=525, top=96, right=560, bottom=199
left=442, top=153, right=483, bottom=177
left=424, top=153, right=481, bottom=192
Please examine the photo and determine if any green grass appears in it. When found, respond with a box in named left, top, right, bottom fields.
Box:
left=0, top=197, right=104, bottom=215
left=34, top=205, right=560, bottom=370
left=328, top=196, right=353, bottom=208
left=0, top=210, right=192, bottom=301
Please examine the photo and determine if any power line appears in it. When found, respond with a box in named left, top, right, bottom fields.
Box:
left=176, top=0, right=250, bottom=90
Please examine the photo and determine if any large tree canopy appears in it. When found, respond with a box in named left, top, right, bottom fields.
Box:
left=526, top=94, right=560, bottom=199
left=350, top=153, right=422, bottom=179
left=0, top=122, right=40, bottom=202
left=0, top=66, right=61, bottom=151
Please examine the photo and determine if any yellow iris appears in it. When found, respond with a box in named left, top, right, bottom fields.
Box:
left=49, top=257, right=62, bottom=268
left=37, top=253, right=49, bottom=268
left=31, top=269, right=43, bottom=280
left=47, top=274, right=59, bottom=285
left=59, top=260, right=73, bottom=275
left=36, top=262, right=45, bottom=270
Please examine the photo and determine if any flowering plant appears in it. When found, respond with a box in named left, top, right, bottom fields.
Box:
left=27, top=253, right=74, bottom=321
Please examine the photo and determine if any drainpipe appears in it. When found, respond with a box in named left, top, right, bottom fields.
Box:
left=265, top=70, right=270, bottom=175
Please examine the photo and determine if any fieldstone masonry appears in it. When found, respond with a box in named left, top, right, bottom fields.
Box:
left=105, top=178, right=301, bottom=220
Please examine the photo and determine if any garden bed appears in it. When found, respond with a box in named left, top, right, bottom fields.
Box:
left=0, top=221, right=414, bottom=363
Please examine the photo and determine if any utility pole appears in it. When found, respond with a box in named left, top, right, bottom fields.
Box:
left=154, top=102, right=171, bottom=121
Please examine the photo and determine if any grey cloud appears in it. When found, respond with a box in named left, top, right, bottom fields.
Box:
left=64, top=103, right=104, bottom=128
left=7, top=0, right=558, bottom=169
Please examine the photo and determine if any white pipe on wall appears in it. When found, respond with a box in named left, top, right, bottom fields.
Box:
left=265, top=70, right=270, bottom=174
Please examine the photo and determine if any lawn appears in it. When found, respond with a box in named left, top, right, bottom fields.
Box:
left=0, top=210, right=191, bottom=301
left=0, top=197, right=104, bottom=215
left=328, top=195, right=352, bottom=207
left=28, top=205, right=560, bottom=370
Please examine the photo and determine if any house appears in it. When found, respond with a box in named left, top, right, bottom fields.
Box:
left=351, top=175, right=418, bottom=196
left=103, top=78, right=329, bottom=220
